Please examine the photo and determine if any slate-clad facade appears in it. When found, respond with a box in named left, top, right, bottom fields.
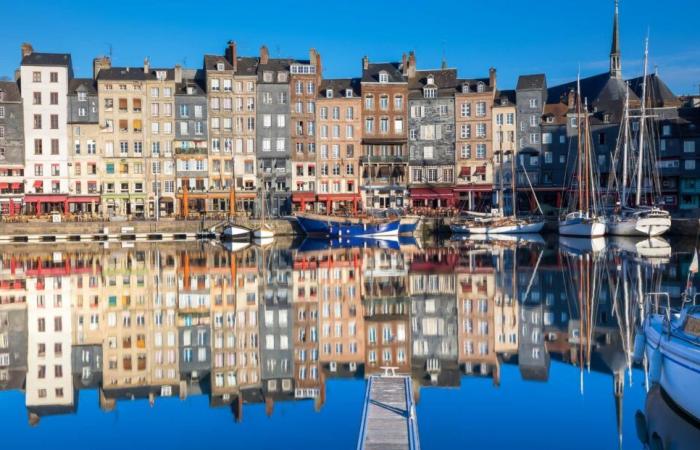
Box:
left=0, top=80, right=24, bottom=215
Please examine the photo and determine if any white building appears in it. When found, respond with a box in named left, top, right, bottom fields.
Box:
left=19, top=43, right=73, bottom=214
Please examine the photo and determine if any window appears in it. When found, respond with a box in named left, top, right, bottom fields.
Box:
left=542, top=133, right=552, bottom=144
left=380, top=118, right=389, bottom=133
left=365, top=118, right=374, bottom=133
left=461, top=144, right=471, bottom=159
left=684, top=141, right=696, bottom=153
left=476, top=144, right=486, bottom=159
left=529, top=98, right=538, bottom=108
left=365, top=95, right=374, bottom=109
left=685, top=160, right=696, bottom=170
left=544, top=151, right=552, bottom=163
left=33, top=114, right=42, bottom=129
left=423, top=146, right=434, bottom=159
left=379, top=95, right=389, bottom=110
left=476, top=102, right=486, bottom=117
left=379, top=72, right=389, bottom=83
left=662, top=125, right=671, bottom=136
left=50, top=72, right=58, bottom=82
left=394, top=95, right=403, bottom=110
left=32, top=71, right=41, bottom=82
left=50, top=92, right=58, bottom=105
left=476, top=123, right=486, bottom=138
left=461, top=102, right=471, bottom=117
left=394, top=118, right=403, bottom=133
left=460, top=124, right=471, bottom=139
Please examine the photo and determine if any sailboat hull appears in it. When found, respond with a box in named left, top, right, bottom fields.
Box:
left=450, top=224, right=488, bottom=234
left=221, top=224, right=252, bottom=242
left=253, top=228, right=275, bottom=239
left=607, top=215, right=671, bottom=237
left=558, top=216, right=606, bottom=237
left=295, top=213, right=400, bottom=238
left=487, top=220, right=545, bottom=234
left=399, top=216, right=421, bottom=235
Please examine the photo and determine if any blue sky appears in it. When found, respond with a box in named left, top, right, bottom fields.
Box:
left=1, top=0, right=699, bottom=94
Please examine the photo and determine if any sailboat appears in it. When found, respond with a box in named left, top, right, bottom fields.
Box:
left=606, top=38, right=670, bottom=237
left=221, top=181, right=252, bottom=242
left=253, top=184, right=275, bottom=240
left=559, top=76, right=606, bottom=237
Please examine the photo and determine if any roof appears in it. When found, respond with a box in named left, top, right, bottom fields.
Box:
left=97, top=67, right=175, bottom=82
left=236, top=56, right=259, bottom=76
left=68, top=78, right=97, bottom=95
left=362, top=62, right=406, bottom=83
left=517, top=74, right=546, bottom=90
left=21, top=52, right=71, bottom=67
left=176, top=75, right=206, bottom=96
left=319, top=78, right=361, bottom=98
left=204, top=55, right=233, bottom=72
left=455, top=77, right=494, bottom=94
left=494, top=89, right=516, bottom=106
left=0, top=80, right=21, bottom=101
left=627, top=73, right=681, bottom=108
left=542, top=102, right=569, bottom=125
left=408, top=69, right=458, bottom=99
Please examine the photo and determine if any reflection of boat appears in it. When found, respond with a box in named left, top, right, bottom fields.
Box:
left=610, top=236, right=671, bottom=261
left=221, top=241, right=251, bottom=253
left=399, top=215, right=421, bottom=235
left=296, top=237, right=400, bottom=252
left=558, top=236, right=606, bottom=254
left=253, top=237, right=274, bottom=247
left=295, top=212, right=400, bottom=238
left=635, top=385, right=700, bottom=450
left=253, top=225, right=274, bottom=239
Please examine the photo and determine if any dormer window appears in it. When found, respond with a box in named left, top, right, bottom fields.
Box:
left=378, top=71, right=389, bottom=83
left=477, top=82, right=485, bottom=93
left=263, top=71, right=273, bottom=82
left=462, top=83, right=470, bottom=94
left=187, top=86, right=194, bottom=95
left=277, top=72, right=288, bottom=83
left=603, top=113, right=611, bottom=123
left=216, top=62, right=225, bottom=71
left=424, top=87, right=437, bottom=99
left=156, top=70, right=167, bottom=80
left=345, top=89, right=353, bottom=98
left=427, top=75, right=435, bottom=85
left=326, top=89, right=333, bottom=99
left=546, top=116, right=554, bottom=124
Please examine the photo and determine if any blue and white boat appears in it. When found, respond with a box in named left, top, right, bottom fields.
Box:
left=295, top=212, right=400, bottom=238
left=399, top=215, right=421, bottom=235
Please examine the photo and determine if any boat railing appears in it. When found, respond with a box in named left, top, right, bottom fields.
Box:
left=645, top=292, right=674, bottom=337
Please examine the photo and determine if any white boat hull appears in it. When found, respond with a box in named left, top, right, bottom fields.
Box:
left=487, top=220, right=545, bottom=234
left=607, top=215, right=671, bottom=237
left=222, top=224, right=251, bottom=241
left=253, top=228, right=275, bottom=239
left=558, top=218, right=606, bottom=237
left=450, top=224, right=488, bottom=234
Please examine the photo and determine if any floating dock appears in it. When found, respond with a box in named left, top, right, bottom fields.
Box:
left=357, top=369, right=420, bottom=450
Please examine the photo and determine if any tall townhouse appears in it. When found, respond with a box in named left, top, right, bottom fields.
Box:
left=515, top=74, right=547, bottom=196
left=406, top=59, right=458, bottom=210
left=230, top=45, right=260, bottom=214
left=360, top=55, right=409, bottom=209
left=174, top=71, right=209, bottom=215
left=315, top=79, right=362, bottom=214
left=256, top=46, right=292, bottom=216
left=290, top=49, right=321, bottom=212
left=67, top=78, right=101, bottom=213
left=454, top=70, right=496, bottom=211
left=20, top=44, right=73, bottom=215
left=145, top=62, right=177, bottom=217
left=203, top=52, right=235, bottom=214
left=95, top=59, right=149, bottom=218
left=0, top=80, right=24, bottom=216
left=492, top=90, right=517, bottom=213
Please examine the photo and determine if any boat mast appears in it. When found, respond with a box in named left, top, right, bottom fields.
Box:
left=510, top=143, right=517, bottom=219
left=576, top=73, right=583, bottom=213
left=635, top=37, right=650, bottom=207
left=621, top=87, right=630, bottom=207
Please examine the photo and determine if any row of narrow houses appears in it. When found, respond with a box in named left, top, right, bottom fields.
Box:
left=1, top=4, right=700, bottom=218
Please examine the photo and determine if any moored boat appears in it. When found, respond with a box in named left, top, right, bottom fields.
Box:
left=558, top=211, right=606, bottom=237
left=221, top=222, right=252, bottom=242
left=606, top=208, right=671, bottom=237
left=295, top=212, right=400, bottom=238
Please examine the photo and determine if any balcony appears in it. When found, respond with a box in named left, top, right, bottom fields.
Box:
left=175, top=147, right=208, bottom=155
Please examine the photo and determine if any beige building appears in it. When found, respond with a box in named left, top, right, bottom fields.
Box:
left=454, top=71, right=497, bottom=210
left=492, top=90, right=517, bottom=212
left=315, top=79, right=362, bottom=214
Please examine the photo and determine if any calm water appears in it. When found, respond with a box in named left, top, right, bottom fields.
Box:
left=0, top=235, right=698, bottom=450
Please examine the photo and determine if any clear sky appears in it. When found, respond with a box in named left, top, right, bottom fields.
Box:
left=1, top=0, right=699, bottom=94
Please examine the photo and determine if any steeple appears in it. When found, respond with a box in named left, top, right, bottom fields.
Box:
left=610, top=0, right=622, bottom=79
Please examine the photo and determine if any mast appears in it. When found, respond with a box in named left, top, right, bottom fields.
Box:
left=636, top=37, right=650, bottom=206
left=621, top=87, right=630, bottom=207
left=510, top=143, right=517, bottom=219
left=576, top=73, right=583, bottom=212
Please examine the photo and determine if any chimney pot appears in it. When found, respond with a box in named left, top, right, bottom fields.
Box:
left=362, top=56, right=369, bottom=71
left=260, top=45, right=269, bottom=65
left=489, top=67, right=497, bottom=88
left=227, top=40, right=237, bottom=72
left=174, top=64, right=183, bottom=83
left=21, top=42, right=33, bottom=59
left=143, top=57, right=150, bottom=73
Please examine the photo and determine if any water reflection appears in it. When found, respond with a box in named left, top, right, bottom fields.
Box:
left=0, top=237, right=697, bottom=448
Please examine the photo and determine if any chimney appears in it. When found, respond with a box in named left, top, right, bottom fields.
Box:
left=489, top=67, right=497, bottom=89
left=260, top=45, right=269, bottom=65
left=174, top=64, right=183, bottom=83
left=143, top=57, right=150, bottom=74
left=92, top=56, right=112, bottom=80
left=313, top=49, right=322, bottom=78
left=567, top=89, right=576, bottom=109
left=226, top=40, right=237, bottom=72
left=401, top=53, right=407, bottom=75
left=407, top=51, right=416, bottom=79
left=14, top=69, right=20, bottom=81
left=362, top=56, right=369, bottom=71
left=21, top=42, right=33, bottom=59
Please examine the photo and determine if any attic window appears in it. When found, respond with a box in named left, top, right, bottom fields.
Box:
left=263, top=71, right=273, bottom=82
left=424, top=87, right=437, bottom=99
left=477, top=82, right=485, bottom=93
left=77, top=91, right=87, bottom=102
left=216, top=62, right=225, bottom=71
left=345, top=89, right=353, bottom=98
left=156, top=71, right=167, bottom=80
left=603, top=113, right=611, bottom=123
left=326, top=89, right=333, bottom=99
left=187, top=86, right=194, bottom=95
left=277, top=72, right=288, bottom=83
left=427, top=75, right=435, bottom=85
left=462, top=84, right=470, bottom=94
left=546, top=116, right=554, bottom=124
left=379, top=71, right=389, bottom=83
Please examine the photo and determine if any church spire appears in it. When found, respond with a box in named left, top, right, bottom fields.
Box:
left=610, top=0, right=622, bottom=79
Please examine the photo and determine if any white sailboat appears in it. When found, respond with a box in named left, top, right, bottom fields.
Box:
left=607, top=38, right=670, bottom=237
left=253, top=183, right=275, bottom=240
left=221, top=183, right=252, bottom=242
left=559, top=76, right=606, bottom=237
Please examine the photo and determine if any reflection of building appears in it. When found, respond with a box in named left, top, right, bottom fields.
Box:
left=0, top=258, right=27, bottom=391
left=292, top=252, right=321, bottom=404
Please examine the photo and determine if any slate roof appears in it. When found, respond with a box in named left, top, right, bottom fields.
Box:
left=408, top=69, right=458, bottom=99
left=494, top=89, right=516, bottom=106
left=236, top=56, right=259, bottom=76
left=97, top=67, right=175, bottom=82
left=542, top=102, right=569, bottom=126
left=517, top=74, right=546, bottom=90
left=175, top=75, right=206, bottom=96
left=627, top=73, right=681, bottom=108
left=456, top=77, right=494, bottom=94
left=362, top=62, right=406, bottom=83
left=68, top=78, right=97, bottom=95
left=204, top=55, right=233, bottom=71
left=318, top=78, right=361, bottom=98
left=0, top=80, right=22, bottom=101
left=257, top=58, right=294, bottom=83
left=21, top=52, right=71, bottom=67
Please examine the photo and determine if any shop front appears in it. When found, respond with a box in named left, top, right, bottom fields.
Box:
left=316, top=193, right=361, bottom=215
left=23, top=194, right=69, bottom=215
left=409, top=187, right=457, bottom=210
left=292, top=191, right=317, bottom=213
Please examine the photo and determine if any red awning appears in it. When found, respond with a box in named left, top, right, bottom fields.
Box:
left=24, top=195, right=68, bottom=203
left=68, top=196, right=101, bottom=203
left=459, top=167, right=471, bottom=177
left=11, top=183, right=22, bottom=189
left=410, top=188, right=455, bottom=200
left=317, top=194, right=360, bottom=201
left=33, top=180, right=43, bottom=188
left=292, top=192, right=317, bottom=201
left=0, top=183, right=8, bottom=189
left=474, top=166, right=486, bottom=175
